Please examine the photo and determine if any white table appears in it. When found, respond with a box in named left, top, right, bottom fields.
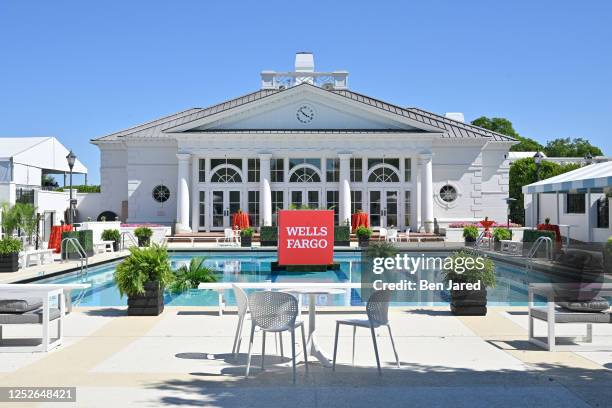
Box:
left=0, top=283, right=90, bottom=352
left=557, top=224, right=576, bottom=247
left=289, top=287, right=346, bottom=367
left=198, top=282, right=362, bottom=316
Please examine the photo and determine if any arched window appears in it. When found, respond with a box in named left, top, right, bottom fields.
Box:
left=211, top=165, right=242, bottom=183
left=367, top=165, right=400, bottom=183
left=289, top=165, right=321, bottom=183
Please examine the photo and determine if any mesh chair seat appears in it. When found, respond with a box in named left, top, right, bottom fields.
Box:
left=335, top=318, right=375, bottom=328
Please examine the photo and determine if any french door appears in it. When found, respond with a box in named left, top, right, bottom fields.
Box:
left=369, top=189, right=399, bottom=228
left=289, top=189, right=320, bottom=209
left=211, top=190, right=241, bottom=230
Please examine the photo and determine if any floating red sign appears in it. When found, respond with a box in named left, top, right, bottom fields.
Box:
left=277, top=210, right=334, bottom=265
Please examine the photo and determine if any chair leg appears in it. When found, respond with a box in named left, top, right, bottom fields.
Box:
left=261, top=331, right=266, bottom=371
left=232, top=315, right=243, bottom=358
left=291, top=328, right=296, bottom=384
left=300, top=324, right=308, bottom=372
left=352, top=325, right=356, bottom=366
left=387, top=325, right=400, bottom=368
left=370, top=326, right=382, bottom=375
left=279, top=332, right=284, bottom=357
left=245, top=323, right=256, bottom=378
left=332, top=322, right=340, bottom=371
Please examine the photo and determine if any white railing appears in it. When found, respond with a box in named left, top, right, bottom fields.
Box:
left=120, top=231, right=139, bottom=250
left=527, top=236, right=553, bottom=260
left=60, top=237, right=88, bottom=274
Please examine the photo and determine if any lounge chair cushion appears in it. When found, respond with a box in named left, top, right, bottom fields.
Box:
left=530, top=307, right=610, bottom=323
left=0, top=308, right=61, bottom=324
left=0, top=298, right=43, bottom=314
left=558, top=297, right=610, bottom=313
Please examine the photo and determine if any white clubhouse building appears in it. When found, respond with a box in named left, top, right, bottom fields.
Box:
left=92, top=53, right=516, bottom=233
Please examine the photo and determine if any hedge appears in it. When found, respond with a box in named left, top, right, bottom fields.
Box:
left=334, top=226, right=350, bottom=246
left=61, top=229, right=93, bottom=259
left=522, top=229, right=555, bottom=243
left=260, top=226, right=278, bottom=246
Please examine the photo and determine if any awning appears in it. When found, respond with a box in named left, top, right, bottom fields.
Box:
left=522, top=161, right=612, bottom=194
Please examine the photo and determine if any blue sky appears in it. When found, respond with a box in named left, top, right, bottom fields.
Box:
left=1, top=1, right=610, bottom=184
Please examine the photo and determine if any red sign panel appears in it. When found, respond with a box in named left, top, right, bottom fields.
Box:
left=278, top=210, right=334, bottom=266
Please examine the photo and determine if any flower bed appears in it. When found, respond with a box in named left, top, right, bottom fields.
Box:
left=448, top=221, right=522, bottom=228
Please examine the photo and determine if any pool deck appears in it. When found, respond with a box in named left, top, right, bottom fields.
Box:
left=1, top=305, right=611, bottom=407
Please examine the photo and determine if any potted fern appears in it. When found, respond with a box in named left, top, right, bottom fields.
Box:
left=134, top=226, right=153, bottom=247
left=168, top=257, right=217, bottom=293
left=356, top=226, right=372, bottom=248
left=102, top=229, right=121, bottom=251
left=0, top=203, right=22, bottom=272
left=492, top=227, right=512, bottom=251
left=240, top=227, right=254, bottom=247
left=463, top=225, right=479, bottom=247
left=442, top=251, right=495, bottom=316
left=114, top=244, right=174, bottom=316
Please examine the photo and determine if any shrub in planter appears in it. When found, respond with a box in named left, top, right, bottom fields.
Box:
left=522, top=230, right=555, bottom=258
left=334, top=225, right=350, bottom=247
left=0, top=237, right=22, bottom=273
left=114, top=244, right=174, bottom=316
left=492, top=228, right=512, bottom=251
left=356, top=227, right=372, bottom=248
left=463, top=225, right=479, bottom=246
left=260, top=226, right=278, bottom=247
left=134, top=227, right=153, bottom=247
left=240, top=227, right=254, bottom=247
left=168, top=257, right=217, bottom=293
left=442, top=251, right=496, bottom=316
left=102, top=229, right=121, bottom=251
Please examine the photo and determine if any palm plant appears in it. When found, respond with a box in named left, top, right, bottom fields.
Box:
left=16, top=203, right=38, bottom=245
left=1, top=202, right=20, bottom=236
left=169, top=257, right=217, bottom=293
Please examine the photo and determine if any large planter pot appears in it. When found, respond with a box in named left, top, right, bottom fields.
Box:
left=464, top=238, right=476, bottom=248
left=127, top=281, right=164, bottom=316
left=260, top=240, right=277, bottom=247
left=0, top=253, right=19, bottom=273
left=137, top=237, right=150, bottom=247
left=241, top=236, right=252, bottom=247
left=450, top=288, right=487, bottom=316
left=358, top=236, right=370, bottom=248
left=493, top=241, right=502, bottom=251
left=334, top=240, right=350, bottom=247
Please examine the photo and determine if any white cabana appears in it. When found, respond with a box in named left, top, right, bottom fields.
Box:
left=0, top=137, right=87, bottom=181
left=522, top=161, right=612, bottom=243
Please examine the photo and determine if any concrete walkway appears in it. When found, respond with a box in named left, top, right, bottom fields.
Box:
left=0, top=306, right=611, bottom=407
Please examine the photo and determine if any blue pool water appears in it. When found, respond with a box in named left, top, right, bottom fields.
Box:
left=35, top=251, right=557, bottom=307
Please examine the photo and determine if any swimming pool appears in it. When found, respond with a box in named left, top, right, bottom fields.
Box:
left=34, top=251, right=558, bottom=307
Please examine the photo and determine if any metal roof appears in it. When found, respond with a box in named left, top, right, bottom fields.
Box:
left=523, top=161, right=612, bottom=194
left=92, top=83, right=516, bottom=143
left=0, top=137, right=87, bottom=173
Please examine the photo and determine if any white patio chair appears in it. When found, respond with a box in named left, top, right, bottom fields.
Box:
left=246, top=291, right=308, bottom=383
left=386, top=229, right=398, bottom=242
left=216, top=229, right=235, bottom=246
left=231, top=285, right=283, bottom=359
left=378, top=227, right=388, bottom=241
left=332, top=290, right=399, bottom=375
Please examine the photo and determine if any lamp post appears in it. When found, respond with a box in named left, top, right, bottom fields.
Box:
left=533, top=152, right=544, bottom=225
left=66, top=150, right=76, bottom=225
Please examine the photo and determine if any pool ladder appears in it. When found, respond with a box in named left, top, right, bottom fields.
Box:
left=120, top=231, right=139, bottom=250
left=527, top=236, right=553, bottom=260
left=60, top=237, right=89, bottom=275
left=474, top=231, right=492, bottom=250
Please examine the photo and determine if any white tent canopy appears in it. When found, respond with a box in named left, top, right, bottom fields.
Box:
left=0, top=137, right=87, bottom=174
left=522, top=161, right=612, bottom=194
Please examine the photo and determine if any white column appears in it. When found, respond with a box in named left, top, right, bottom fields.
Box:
left=419, top=153, right=434, bottom=233
left=338, top=153, right=352, bottom=226
left=259, top=154, right=272, bottom=226
left=175, top=153, right=192, bottom=233
left=191, top=156, right=199, bottom=232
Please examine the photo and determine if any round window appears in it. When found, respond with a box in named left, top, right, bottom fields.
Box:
left=439, top=185, right=457, bottom=203
left=152, top=185, right=170, bottom=203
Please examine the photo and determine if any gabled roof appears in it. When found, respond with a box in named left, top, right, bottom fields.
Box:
left=92, top=83, right=516, bottom=143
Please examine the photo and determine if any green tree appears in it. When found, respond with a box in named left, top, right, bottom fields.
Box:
left=471, top=116, right=543, bottom=152
left=543, top=137, right=603, bottom=158
left=509, top=158, right=580, bottom=224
